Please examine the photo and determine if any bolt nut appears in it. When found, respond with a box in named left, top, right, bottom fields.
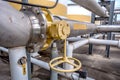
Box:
left=40, top=34, right=45, bottom=39
left=41, top=22, right=45, bottom=26
left=18, top=57, right=27, bottom=65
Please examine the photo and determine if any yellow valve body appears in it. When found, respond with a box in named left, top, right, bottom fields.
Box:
left=49, top=21, right=70, bottom=40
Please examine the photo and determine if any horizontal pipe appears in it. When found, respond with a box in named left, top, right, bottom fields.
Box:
left=114, top=9, right=120, bottom=11
left=64, top=19, right=97, bottom=36
left=92, top=34, right=103, bottom=38
left=112, top=32, right=120, bottom=35
left=0, top=46, right=9, bottom=53
left=71, top=0, right=108, bottom=17
left=0, top=1, right=31, bottom=47
left=114, top=11, right=120, bottom=14
left=89, top=39, right=119, bottom=46
left=67, top=36, right=82, bottom=41
left=0, top=1, right=119, bottom=48
left=62, top=19, right=120, bottom=37
left=71, top=39, right=89, bottom=50
left=97, top=25, right=120, bottom=32
left=31, top=57, right=50, bottom=70
left=71, top=34, right=102, bottom=50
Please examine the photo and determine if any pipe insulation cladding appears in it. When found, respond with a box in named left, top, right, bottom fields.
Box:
left=0, top=1, right=32, bottom=47
left=71, top=0, right=109, bottom=17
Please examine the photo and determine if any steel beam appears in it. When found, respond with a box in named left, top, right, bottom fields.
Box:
left=106, top=0, right=115, bottom=58
left=89, top=13, right=95, bottom=55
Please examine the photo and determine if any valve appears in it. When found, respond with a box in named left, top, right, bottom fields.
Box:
left=49, top=39, right=82, bottom=73
left=41, top=8, right=70, bottom=50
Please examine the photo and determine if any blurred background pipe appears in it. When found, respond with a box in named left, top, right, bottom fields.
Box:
left=97, top=25, right=120, bottom=32
left=71, top=0, right=109, bottom=17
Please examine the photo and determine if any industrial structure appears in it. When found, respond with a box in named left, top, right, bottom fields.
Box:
left=0, top=0, right=120, bottom=80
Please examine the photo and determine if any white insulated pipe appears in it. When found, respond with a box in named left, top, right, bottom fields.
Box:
left=71, top=39, right=89, bottom=50
left=71, top=0, right=108, bottom=17
left=50, top=43, right=58, bottom=80
left=0, top=46, right=9, bottom=53
left=8, top=46, right=28, bottom=80
left=89, top=39, right=120, bottom=47
left=67, top=36, right=82, bottom=41
left=71, top=34, right=102, bottom=50
left=31, top=57, right=50, bottom=70
left=114, top=11, right=120, bottom=14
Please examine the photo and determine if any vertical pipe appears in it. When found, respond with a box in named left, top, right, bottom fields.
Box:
left=89, top=34, right=94, bottom=55
left=26, top=52, right=31, bottom=80
left=50, top=43, right=58, bottom=80
left=106, top=0, right=115, bottom=58
left=112, top=34, right=115, bottom=40
left=89, top=13, right=95, bottom=55
left=8, top=46, right=28, bottom=80
left=114, top=14, right=117, bottom=24
left=66, top=42, right=74, bottom=70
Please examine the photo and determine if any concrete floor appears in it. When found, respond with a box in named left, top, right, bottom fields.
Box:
left=0, top=45, right=120, bottom=80
left=74, top=45, right=120, bottom=80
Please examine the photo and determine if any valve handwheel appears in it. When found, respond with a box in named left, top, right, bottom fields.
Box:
left=49, top=39, right=82, bottom=72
